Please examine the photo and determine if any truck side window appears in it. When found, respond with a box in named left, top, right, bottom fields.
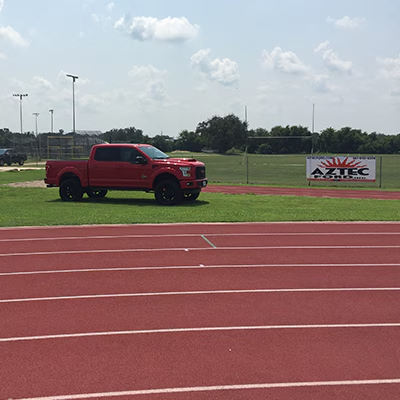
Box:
left=120, top=147, right=141, bottom=163
left=94, top=147, right=120, bottom=161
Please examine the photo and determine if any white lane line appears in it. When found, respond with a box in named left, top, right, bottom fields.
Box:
left=2, top=323, right=400, bottom=342
left=12, top=379, right=400, bottom=399
left=2, top=245, right=400, bottom=257
left=2, top=231, right=400, bottom=243
left=1, top=287, right=400, bottom=304
left=2, top=263, right=400, bottom=277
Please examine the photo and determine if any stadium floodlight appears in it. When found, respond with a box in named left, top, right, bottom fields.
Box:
left=12, top=93, right=28, bottom=134
left=49, top=109, right=54, bottom=133
left=66, top=74, right=78, bottom=134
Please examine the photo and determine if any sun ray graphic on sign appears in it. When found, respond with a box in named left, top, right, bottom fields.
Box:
left=319, top=157, right=366, bottom=169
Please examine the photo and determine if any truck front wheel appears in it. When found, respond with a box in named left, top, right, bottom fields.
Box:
left=59, top=179, right=84, bottom=202
left=155, top=180, right=182, bottom=205
left=183, top=192, right=200, bottom=202
left=86, top=189, right=108, bottom=199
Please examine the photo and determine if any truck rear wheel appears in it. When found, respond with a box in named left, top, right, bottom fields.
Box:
left=59, top=179, right=84, bottom=201
left=155, top=180, right=182, bottom=205
left=18, top=159, right=25, bottom=166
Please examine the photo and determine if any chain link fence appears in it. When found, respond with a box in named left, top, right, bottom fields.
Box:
left=199, top=154, right=400, bottom=189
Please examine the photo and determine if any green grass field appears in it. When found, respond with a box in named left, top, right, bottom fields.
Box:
left=0, top=154, right=399, bottom=227
left=1, top=186, right=400, bottom=227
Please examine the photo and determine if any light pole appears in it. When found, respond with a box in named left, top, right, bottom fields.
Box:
left=49, top=109, right=54, bottom=134
left=12, top=93, right=28, bottom=135
left=33, top=112, right=40, bottom=159
left=66, top=74, right=78, bottom=134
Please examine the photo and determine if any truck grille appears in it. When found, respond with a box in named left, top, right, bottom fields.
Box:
left=196, top=166, right=206, bottom=179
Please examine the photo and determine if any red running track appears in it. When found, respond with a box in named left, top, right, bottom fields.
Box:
left=1, top=222, right=400, bottom=399
left=204, top=185, right=400, bottom=200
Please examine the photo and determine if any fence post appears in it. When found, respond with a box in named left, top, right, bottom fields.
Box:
left=379, top=156, right=382, bottom=189
left=246, top=155, right=249, bottom=184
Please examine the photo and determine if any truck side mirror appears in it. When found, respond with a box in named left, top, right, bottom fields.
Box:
left=135, top=156, right=148, bottom=165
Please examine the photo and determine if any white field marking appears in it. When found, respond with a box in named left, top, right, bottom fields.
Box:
left=12, top=379, right=400, bottom=400
left=1, top=263, right=400, bottom=277
left=201, top=235, right=217, bottom=248
left=2, top=323, right=400, bottom=343
left=2, top=231, right=400, bottom=243
left=2, top=287, right=400, bottom=304
left=2, top=245, right=400, bottom=257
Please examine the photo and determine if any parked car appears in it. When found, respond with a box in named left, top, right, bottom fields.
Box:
left=0, top=148, right=28, bottom=166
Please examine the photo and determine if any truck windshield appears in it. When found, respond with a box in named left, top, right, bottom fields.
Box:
left=138, top=145, right=170, bottom=160
left=0, top=149, right=8, bottom=155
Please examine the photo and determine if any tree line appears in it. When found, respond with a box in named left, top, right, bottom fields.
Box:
left=1, top=113, right=400, bottom=155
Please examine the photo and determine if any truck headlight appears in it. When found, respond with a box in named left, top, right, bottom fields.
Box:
left=180, top=167, right=191, bottom=177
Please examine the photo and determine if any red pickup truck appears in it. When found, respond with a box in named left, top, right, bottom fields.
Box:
left=45, top=143, right=207, bottom=205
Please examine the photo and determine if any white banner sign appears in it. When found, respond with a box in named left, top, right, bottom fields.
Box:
left=306, top=156, right=376, bottom=182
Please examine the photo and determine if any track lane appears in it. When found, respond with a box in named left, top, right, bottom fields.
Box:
left=1, top=221, right=400, bottom=240
left=2, top=265, right=400, bottom=300
left=1, top=290, right=400, bottom=338
left=2, top=232, right=400, bottom=254
left=2, top=247, right=400, bottom=273
left=2, top=328, right=400, bottom=399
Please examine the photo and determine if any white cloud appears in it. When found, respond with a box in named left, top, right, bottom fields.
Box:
left=0, top=25, right=29, bottom=46
left=191, top=48, right=240, bottom=86
left=115, top=16, right=199, bottom=43
left=129, top=65, right=169, bottom=103
left=129, top=64, right=166, bottom=80
left=33, top=76, right=54, bottom=92
left=309, top=74, right=337, bottom=94
left=106, top=2, right=115, bottom=12
left=378, top=54, right=400, bottom=80
left=315, top=41, right=352, bottom=74
left=0, top=52, right=6, bottom=60
left=262, top=47, right=308, bottom=75
left=0, top=0, right=4, bottom=12
left=327, top=16, right=365, bottom=29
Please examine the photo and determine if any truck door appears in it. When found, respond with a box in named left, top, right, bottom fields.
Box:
left=89, top=146, right=150, bottom=188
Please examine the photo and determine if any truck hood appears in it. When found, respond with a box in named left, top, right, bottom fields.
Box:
left=152, top=158, right=204, bottom=167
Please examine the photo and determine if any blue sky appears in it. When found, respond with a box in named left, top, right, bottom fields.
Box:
left=0, top=0, right=399, bottom=137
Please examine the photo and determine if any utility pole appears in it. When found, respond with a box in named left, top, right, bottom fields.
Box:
left=66, top=74, right=78, bottom=134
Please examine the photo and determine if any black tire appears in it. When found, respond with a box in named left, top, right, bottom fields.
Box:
left=6, top=162, right=11, bottom=166
left=182, top=192, right=200, bottom=202
left=154, top=180, right=182, bottom=205
left=86, top=189, right=108, bottom=198
left=18, top=159, right=25, bottom=166
left=59, top=179, right=84, bottom=202
left=0, top=160, right=4, bottom=167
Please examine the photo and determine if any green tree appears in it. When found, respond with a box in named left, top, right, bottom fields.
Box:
left=196, top=114, right=247, bottom=153
left=176, top=130, right=204, bottom=152
left=150, top=134, right=174, bottom=152
left=104, top=127, right=147, bottom=144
